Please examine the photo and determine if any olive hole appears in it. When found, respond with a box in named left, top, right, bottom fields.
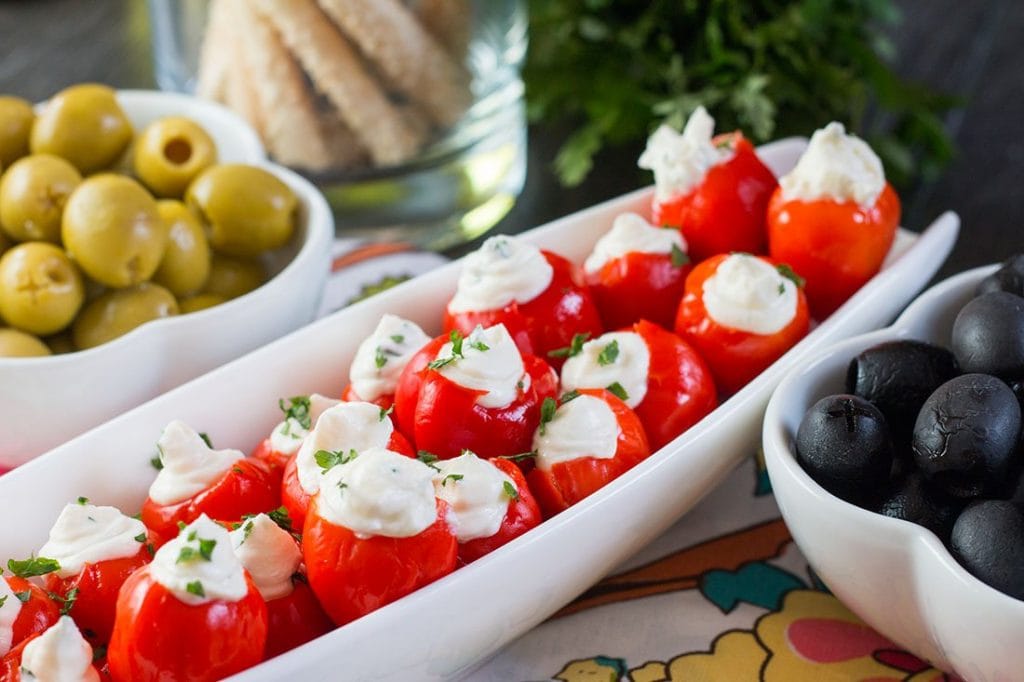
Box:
left=45, top=267, right=67, bottom=285
left=163, top=138, right=193, bottom=165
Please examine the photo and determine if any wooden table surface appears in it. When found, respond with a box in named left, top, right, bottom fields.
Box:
left=1, top=0, right=1021, bottom=280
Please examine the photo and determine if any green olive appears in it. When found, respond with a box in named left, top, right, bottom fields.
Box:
left=134, top=117, right=217, bottom=198
left=187, top=164, right=298, bottom=257
left=30, top=84, right=132, bottom=174
left=72, top=282, right=178, bottom=350
left=0, top=229, right=9, bottom=258
left=152, top=200, right=211, bottom=297
left=0, top=328, right=51, bottom=357
left=45, top=331, right=76, bottom=354
left=0, top=242, right=85, bottom=335
left=0, top=96, right=34, bottom=167
left=0, top=154, right=82, bottom=243
left=178, top=292, right=227, bottom=314
left=62, top=174, right=167, bottom=288
left=202, top=254, right=265, bottom=300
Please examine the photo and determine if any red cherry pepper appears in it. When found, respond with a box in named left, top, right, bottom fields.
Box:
left=303, top=496, right=457, bottom=626
left=443, top=250, right=603, bottom=368
left=141, top=458, right=280, bottom=546
left=263, top=578, right=334, bottom=659
left=107, top=568, right=268, bottom=682
left=0, top=577, right=59, bottom=655
left=455, top=457, right=542, bottom=564
left=586, top=249, right=692, bottom=330
left=674, top=254, right=810, bottom=395
left=528, top=388, right=651, bottom=516
left=653, top=133, right=777, bottom=261
left=767, top=182, right=901, bottom=318
left=393, top=335, right=559, bottom=459
left=340, top=383, right=392, bottom=410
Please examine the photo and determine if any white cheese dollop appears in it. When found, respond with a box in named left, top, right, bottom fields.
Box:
left=584, top=213, right=687, bottom=274
left=349, top=315, right=432, bottom=402
left=435, top=324, right=527, bottom=409
left=533, top=395, right=620, bottom=469
left=432, top=452, right=514, bottom=543
left=295, top=401, right=395, bottom=496
left=701, top=254, right=797, bottom=335
left=148, top=421, right=244, bottom=506
left=0, top=578, right=23, bottom=656
left=638, top=106, right=733, bottom=202
left=268, top=393, right=341, bottom=456
left=230, top=514, right=302, bottom=602
left=150, top=515, right=248, bottom=606
left=39, top=503, right=147, bottom=579
left=560, top=331, right=650, bottom=409
left=447, top=235, right=554, bottom=314
left=316, top=447, right=437, bottom=539
left=779, top=121, right=885, bottom=207
left=19, top=617, right=99, bottom=682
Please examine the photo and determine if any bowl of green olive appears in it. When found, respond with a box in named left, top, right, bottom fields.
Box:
left=0, top=86, right=333, bottom=466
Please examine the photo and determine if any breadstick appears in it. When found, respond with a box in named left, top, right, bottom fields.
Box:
left=220, top=8, right=266, bottom=140
left=413, top=0, right=472, bottom=59
left=315, top=0, right=472, bottom=128
left=320, top=112, right=371, bottom=172
left=195, top=0, right=233, bottom=101
left=252, top=0, right=423, bottom=166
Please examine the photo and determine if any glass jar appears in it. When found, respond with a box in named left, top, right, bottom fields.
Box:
left=147, top=0, right=527, bottom=250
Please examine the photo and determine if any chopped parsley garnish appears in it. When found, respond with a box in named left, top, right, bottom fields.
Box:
left=314, top=448, right=358, bottom=473
left=416, top=451, right=441, bottom=472
left=441, top=474, right=464, bottom=486
left=240, top=521, right=255, bottom=543
left=177, top=521, right=187, bottom=531
left=539, top=397, right=558, bottom=435
left=185, top=580, right=205, bottom=598
left=498, top=451, right=537, bottom=462
left=778, top=282, right=786, bottom=295
left=145, top=543, right=155, bottom=557
left=76, top=496, right=89, bottom=505
left=427, top=330, right=466, bottom=369
left=378, top=405, right=394, bottom=422
left=7, top=556, right=60, bottom=578
left=390, top=334, right=405, bottom=344
left=776, top=263, right=805, bottom=288
left=516, top=379, right=525, bottom=390
left=0, top=596, right=6, bottom=608
left=375, top=345, right=388, bottom=369
left=177, top=537, right=216, bottom=564
left=13, top=591, right=30, bottom=603
left=199, top=432, right=213, bottom=449
left=134, top=533, right=147, bottom=544
left=560, top=390, right=581, bottom=404
left=232, top=466, right=244, bottom=474
left=670, top=242, right=689, bottom=268
left=502, top=481, right=520, bottom=501
left=278, top=396, right=312, bottom=431
left=150, top=455, right=164, bottom=471
left=547, top=332, right=590, bottom=359
left=337, top=481, right=348, bottom=491
left=55, top=587, right=79, bottom=615
left=597, top=340, right=620, bottom=366
left=468, top=339, right=489, bottom=352
left=606, top=382, right=630, bottom=401
left=267, top=506, right=294, bottom=533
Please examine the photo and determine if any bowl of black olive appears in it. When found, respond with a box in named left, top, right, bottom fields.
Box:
left=763, top=256, right=1024, bottom=682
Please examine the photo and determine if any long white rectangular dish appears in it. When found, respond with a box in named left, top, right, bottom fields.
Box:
left=0, top=138, right=959, bottom=680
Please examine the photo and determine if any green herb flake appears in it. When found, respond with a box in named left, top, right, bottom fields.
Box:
left=374, top=345, right=388, bottom=369
left=498, top=451, right=537, bottom=462
left=597, top=340, right=619, bottom=366
left=7, top=556, right=60, bottom=579
left=13, top=591, right=30, bottom=603
left=390, top=334, right=405, bottom=344
left=241, top=521, right=255, bottom=543
left=0, top=595, right=6, bottom=608
left=560, top=390, right=581, bottom=404
left=314, top=448, right=358, bottom=473
left=92, top=645, right=107, bottom=663
left=670, top=243, right=689, bottom=268
left=267, top=506, right=294, bottom=533
left=75, top=496, right=88, bottom=505
left=176, top=521, right=187, bottom=531
left=199, top=432, right=214, bottom=449
left=378, top=405, right=395, bottom=422
left=417, top=451, right=441, bottom=472
left=547, top=332, right=590, bottom=359
left=468, top=339, right=490, bottom=352
left=441, top=474, right=464, bottom=487
left=58, top=587, right=79, bottom=615
left=150, top=455, right=164, bottom=471
left=606, top=382, right=630, bottom=401
left=198, top=538, right=216, bottom=561
left=185, top=580, right=205, bottom=598
left=776, top=263, right=805, bottom=288
left=278, top=396, right=312, bottom=430
left=539, top=397, right=558, bottom=435
left=449, top=329, right=465, bottom=356
left=502, top=480, right=520, bottom=501
left=134, top=533, right=147, bottom=544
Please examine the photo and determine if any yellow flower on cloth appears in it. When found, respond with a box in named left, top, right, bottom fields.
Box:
left=631, top=630, right=765, bottom=682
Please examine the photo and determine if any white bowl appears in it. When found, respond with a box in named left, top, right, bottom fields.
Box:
left=0, top=90, right=334, bottom=466
left=763, top=264, right=1024, bottom=682
left=0, top=139, right=958, bottom=680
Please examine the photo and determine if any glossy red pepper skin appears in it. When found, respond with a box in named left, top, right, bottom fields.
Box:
left=340, top=383, right=393, bottom=411
left=279, top=429, right=415, bottom=531
left=767, top=182, right=901, bottom=318
left=674, top=254, right=811, bottom=395
left=586, top=250, right=691, bottom=330
left=652, top=133, right=777, bottom=262
left=107, top=568, right=268, bottom=682
left=1, top=577, right=59, bottom=655
left=303, top=497, right=457, bottom=627
left=263, top=579, right=334, bottom=659
left=527, top=388, right=651, bottom=516
left=394, top=336, right=559, bottom=459
left=43, top=541, right=152, bottom=646
left=443, top=250, right=603, bottom=369
left=456, top=457, right=542, bottom=564
left=141, top=458, right=280, bottom=547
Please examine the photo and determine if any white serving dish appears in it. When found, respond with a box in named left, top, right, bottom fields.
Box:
left=0, top=138, right=958, bottom=680
left=763, top=264, right=1024, bottom=682
left=0, top=90, right=334, bottom=465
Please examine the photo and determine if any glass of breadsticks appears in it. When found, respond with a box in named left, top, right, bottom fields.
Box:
left=147, top=0, right=527, bottom=249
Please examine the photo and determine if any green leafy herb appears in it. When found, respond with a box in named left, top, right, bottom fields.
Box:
left=176, top=521, right=187, bottom=531
left=539, top=397, right=558, bottom=435
left=428, top=330, right=468, bottom=370
left=278, top=396, right=312, bottom=431
left=267, top=506, right=294, bottom=533
left=502, top=480, right=520, bottom=501
left=199, top=432, right=213, bottom=449
left=134, top=533, right=146, bottom=544
left=185, top=580, right=205, bottom=598
left=416, top=451, right=441, bottom=472
left=498, top=451, right=537, bottom=462
left=441, top=474, right=464, bottom=486
left=379, top=405, right=394, bottom=422
left=0, top=595, right=6, bottom=608
left=606, top=382, right=630, bottom=401
left=7, top=556, right=60, bottom=579
left=232, top=466, right=244, bottom=474
left=177, top=537, right=216, bottom=564
left=560, top=390, right=581, bottom=404
left=241, top=521, right=255, bottom=543
left=76, top=496, right=89, bottom=505
left=53, top=587, right=79, bottom=616
left=145, top=543, right=155, bottom=557
left=670, top=243, right=689, bottom=268
left=375, top=345, right=388, bottom=369
left=776, top=263, right=805, bottom=288
left=150, top=455, right=163, bottom=471
left=13, top=591, right=30, bottom=603
left=468, top=339, right=490, bottom=352
left=314, top=448, right=358, bottom=473
left=597, top=340, right=619, bottom=366
left=547, top=332, right=590, bottom=359
left=390, top=334, right=405, bottom=344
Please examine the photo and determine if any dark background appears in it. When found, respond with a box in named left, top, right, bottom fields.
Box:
left=1, top=0, right=1020, bottom=279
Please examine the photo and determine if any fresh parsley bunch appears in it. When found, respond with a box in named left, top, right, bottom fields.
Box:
left=525, top=0, right=956, bottom=189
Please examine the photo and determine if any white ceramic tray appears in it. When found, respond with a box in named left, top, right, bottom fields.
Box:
left=0, top=138, right=959, bottom=680
left=0, top=90, right=334, bottom=465
left=763, top=264, right=1024, bottom=682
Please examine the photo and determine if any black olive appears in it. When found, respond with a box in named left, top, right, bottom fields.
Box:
left=951, top=292, right=1024, bottom=380
left=975, top=254, right=1024, bottom=297
left=950, top=500, right=1024, bottom=600
left=846, top=340, right=959, bottom=447
left=912, top=373, right=1021, bottom=498
left=873, top=471, right=965, bottom=544
left=796, top=394, right=894, bottom=505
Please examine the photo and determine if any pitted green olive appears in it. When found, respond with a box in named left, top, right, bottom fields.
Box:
left=153, top=200, right=211, bottom=297
left=187, top=164, right=298, bottom=257
left=178, top=292, right=227, bottom=314
left=0, top=242, right=85, bottom=335
left=30, top=84, right=132, bottom=174
left=0, top=154, right=82, bottom=243
left=134, top=117, right=217, bottom=198
left=0, top=328, right=51, bottom=357
left=0, top=96, right=34, bottom=167
left=203, top=254, right=265, bottom=300
left=72, top=282, right=178, bottom=349
left=62, top=174, right=167, bottom=288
